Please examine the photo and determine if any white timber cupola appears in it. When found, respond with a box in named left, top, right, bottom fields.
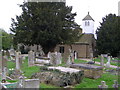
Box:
left=82, top=12, right=94, bottom=34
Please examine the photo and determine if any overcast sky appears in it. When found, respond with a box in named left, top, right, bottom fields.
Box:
left=0, top=0, right=119, bottom=34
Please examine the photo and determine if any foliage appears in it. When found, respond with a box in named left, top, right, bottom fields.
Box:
left=96, top=14, right=120, bottom=57
left=10, top=2, right=82, bottom=55
left=0, top=28, right=13, bottom=50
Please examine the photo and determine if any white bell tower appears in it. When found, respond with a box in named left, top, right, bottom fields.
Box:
left=82, top=12, right=94, bottom=34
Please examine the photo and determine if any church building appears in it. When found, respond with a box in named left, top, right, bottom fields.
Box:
left=54, top=12, right=96, bottom=59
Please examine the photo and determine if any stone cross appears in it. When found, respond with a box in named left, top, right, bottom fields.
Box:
left=100, top=54, right=104, bottom=67
left=28, top=50, right=35, bottom=66
left=16, top=51, right=21, bottom=70
left=112, top=80, right=119, bottom=88
left=98, top=81, right=108, bottom=89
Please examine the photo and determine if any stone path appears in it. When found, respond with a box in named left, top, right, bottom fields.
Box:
left=79, top=58, right=118, bottom=69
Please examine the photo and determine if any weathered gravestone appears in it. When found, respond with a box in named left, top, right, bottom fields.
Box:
left=56, top=52, right=62, bottom=65
left=98, top=81, right=108, bottom=89
left=100, top=54, right=104, bottom=67
left=112, top=80, right=119, bottom=89
left=50, top=53, right=56, bottom=65
left=106, top=56, right=111, bottom=68
left=16, top=51, right=21, bottom=70
left=70, top=63, right=103, bottom=79
left=17, top=75, right=39, bottom=88
left=28, top=50, right=35, bottom=66
left=66, top=55, right=71, bottom=66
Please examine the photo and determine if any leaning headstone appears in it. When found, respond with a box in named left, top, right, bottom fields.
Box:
left=16, top=51, right=21, bottom=70
left=98, top=81, right=108, bottom=89
left=28, top=50, right=35, bottom=66
left=112, top=80, right=119, bottom=88
left=100, top=54, right=104, bottom=67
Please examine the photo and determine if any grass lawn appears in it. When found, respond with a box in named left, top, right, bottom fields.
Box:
left=6, top=57, right=119, bottom=88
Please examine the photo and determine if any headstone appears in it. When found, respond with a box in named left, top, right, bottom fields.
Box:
left=98, top=81, right=108, bottom=89
left=50, top=53, right=57, bottom=65
left=2, top=67, right=7, bottom=80
left=16, top=51, right=21, bottom=70
left=28, top=50, right=35, bottom=66
left=18, top=75, right=39, bottom=88
left=56, top=52, right=62, bottom=65
left=66, top=55, right=71, bottom=66
left=47, top=52, right=51, bottom=58
left=100, top=54, right=104, bottom=67
left=112, top=80, right=119, bottom=88
left=74, top=51, right=77, bottom=60
left=106, top=56, right=111, bottom=68
left=18, top=75, right=25, bottom=88
left=69, top=49, right=74, bottom=63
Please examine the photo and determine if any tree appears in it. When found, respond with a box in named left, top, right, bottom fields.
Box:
left=0, top=28, right=13, bottom=50
left=96, top=14, right=120, bottom=57
left=10, top=2, right=81, bottom=55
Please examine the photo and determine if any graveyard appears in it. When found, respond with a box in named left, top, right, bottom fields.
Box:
left=0, top=49, right=119, bottom=89
left=0, top=1, right=120, bottom=89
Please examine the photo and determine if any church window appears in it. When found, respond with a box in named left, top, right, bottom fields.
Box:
left=59, top=46, right=64, bottom=53
left=88, top=21, right=90, bottom=26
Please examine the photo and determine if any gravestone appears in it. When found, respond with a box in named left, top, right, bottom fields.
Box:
left=2, top=67, right=7, bottom=80
left=66, top=55, right=71, bottom=66
left=112, top=80, right=119, bottom=88
left=28, top=50, right=35, bottom=66
left=98, top=81, right=108, bottom=89
left=16, top=51, right=21, bottom=70
left=56, top=52, right=62, bottom=65
left=106, top=56, right=111, bottom=68
left=74, top=51, right=77, bottom=60
left=50, top=53, right=57, bottom=65
left=18, top=75, right=39, bottom=88
left=100, top=54, right=104, bottom=67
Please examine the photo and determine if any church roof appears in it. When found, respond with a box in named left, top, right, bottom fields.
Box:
left=77, top=33, right=95, bottom=46
left=82, top=12, right=94, bottom=21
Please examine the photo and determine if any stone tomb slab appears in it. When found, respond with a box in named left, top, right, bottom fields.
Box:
left=32, top=66, right=84, bottom=87
left=70, top=64, right=103, bottom=79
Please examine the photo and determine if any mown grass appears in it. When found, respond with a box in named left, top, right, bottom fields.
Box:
left=75, top=72, right=118, bottom=88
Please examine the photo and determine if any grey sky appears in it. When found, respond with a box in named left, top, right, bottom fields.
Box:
left=0, top=0, right=119, bottom=33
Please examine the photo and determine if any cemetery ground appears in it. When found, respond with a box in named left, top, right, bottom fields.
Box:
left=6, top=57, right=119, bottom=88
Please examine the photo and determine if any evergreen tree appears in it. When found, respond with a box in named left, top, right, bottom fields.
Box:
left=96, top=14, right=120, bottom=57
left=10, top=2, right=81, bottom=55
